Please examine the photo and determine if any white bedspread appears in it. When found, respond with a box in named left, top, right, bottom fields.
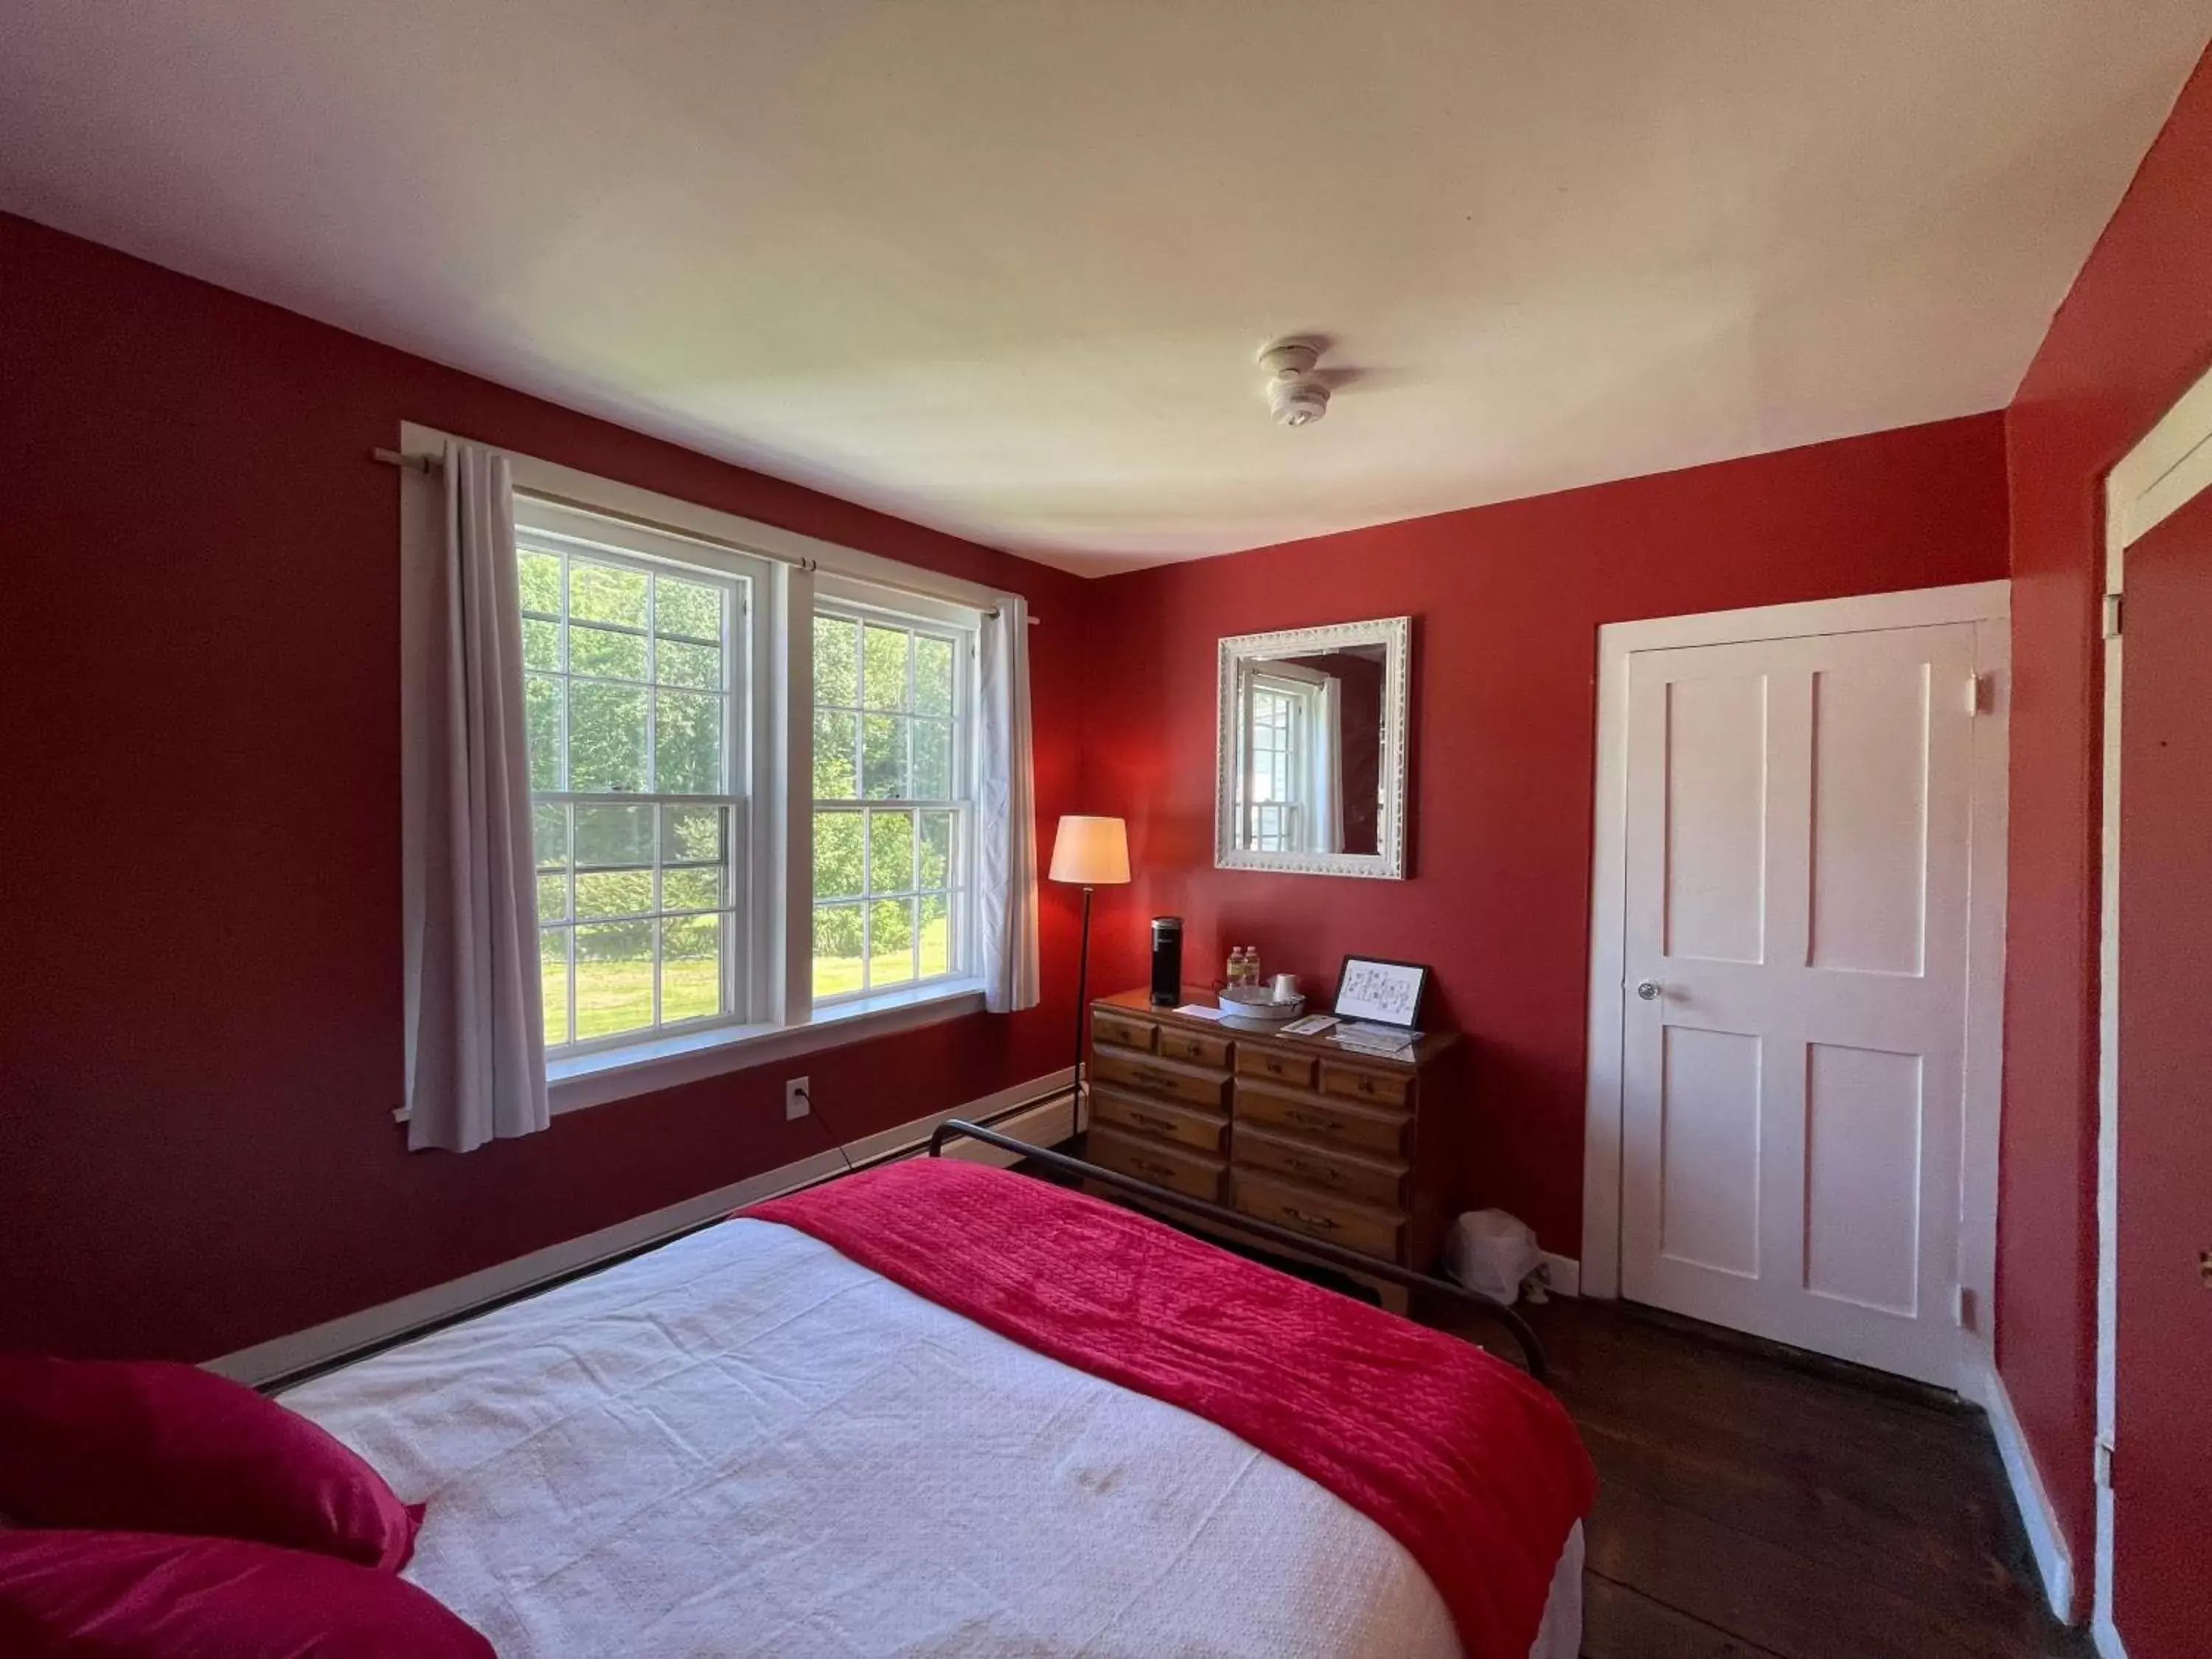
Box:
left=285, top=1217, right=1578, bottom=1658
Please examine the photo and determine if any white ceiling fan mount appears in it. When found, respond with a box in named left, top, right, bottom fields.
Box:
left=1259, top=338, right=1329, bottom=428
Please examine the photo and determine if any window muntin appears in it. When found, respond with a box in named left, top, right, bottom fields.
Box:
left=521, top=532, right=748, bottom=1054
left=810, top=605, right=972, bottom=1003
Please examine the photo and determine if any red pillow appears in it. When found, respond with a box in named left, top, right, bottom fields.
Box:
left=0, top=1531, right=492, bottom=1658
left=0, top=1357, right=420, bottom=1571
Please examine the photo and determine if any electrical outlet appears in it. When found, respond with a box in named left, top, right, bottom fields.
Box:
left=785, top=1077, right=810, bottom=1121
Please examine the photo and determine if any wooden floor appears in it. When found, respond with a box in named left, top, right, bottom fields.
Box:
left=1434, top=1295, right=2089, bottom=1659
left=1033, top=1151, right=2079, bottom=1657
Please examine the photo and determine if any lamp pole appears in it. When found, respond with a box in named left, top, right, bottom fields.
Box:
left=1070, top=883, right=1094, bottom=1136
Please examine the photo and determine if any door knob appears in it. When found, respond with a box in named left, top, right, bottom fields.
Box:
left=1635, top=980, right=1662, bottom=1001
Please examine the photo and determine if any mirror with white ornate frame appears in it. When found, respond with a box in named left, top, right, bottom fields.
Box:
left=1214, top=616, right=1411, bottom=879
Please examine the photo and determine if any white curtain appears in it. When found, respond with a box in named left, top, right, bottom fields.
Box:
left=401, top=443, right=550, bottom=1152
left=1310, top=675, right=1344, bottom=854
left=976, top=594, right=1041, bottom=1013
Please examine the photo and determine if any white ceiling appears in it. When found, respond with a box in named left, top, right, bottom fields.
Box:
left=2, top=4, right=2204, bottom=574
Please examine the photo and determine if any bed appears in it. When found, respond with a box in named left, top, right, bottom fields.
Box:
left=281, top=1128, right=1593, bottom=1658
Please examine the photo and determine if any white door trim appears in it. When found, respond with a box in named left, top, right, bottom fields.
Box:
left=2094, top=360, right=2212, bottom=1653
left=1581, top=580, right=2011, bottom=1395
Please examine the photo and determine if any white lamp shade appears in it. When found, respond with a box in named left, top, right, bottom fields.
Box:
left=1049, top=815, right=1130, bottom=885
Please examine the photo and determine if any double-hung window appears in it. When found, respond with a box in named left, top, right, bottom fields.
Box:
left=809, top=585, right=975, bottom=1002
left=397, top=416, right=1019, bottom=1119
left=518, top=501, right=770, bottom=1057
left=511, top=501, right=987, bottom=1074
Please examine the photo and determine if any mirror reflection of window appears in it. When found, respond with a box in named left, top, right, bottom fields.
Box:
left=1243, top=674, right=1311, bottom=852
left=1216, top=617, right=1406, bottom=878
left=1235, top=647, right=1385, bottom=858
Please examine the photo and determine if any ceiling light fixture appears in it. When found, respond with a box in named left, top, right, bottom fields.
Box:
left=1259, top=338, right=1330, bottom=428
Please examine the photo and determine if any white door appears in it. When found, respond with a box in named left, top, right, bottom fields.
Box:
left=1618, top=622, right=1978, bottom=1384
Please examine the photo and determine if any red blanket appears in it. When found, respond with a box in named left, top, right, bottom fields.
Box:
left=747, top=1158, right=1594, bottom=1659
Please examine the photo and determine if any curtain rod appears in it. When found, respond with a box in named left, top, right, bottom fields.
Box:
left=372, top=448, right=1029, bottom=623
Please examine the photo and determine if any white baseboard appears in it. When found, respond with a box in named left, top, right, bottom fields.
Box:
left=2092, top=1612, right=2128, bottom=1659
left=1540, top=1253, right=1581, bottom=1297
left=1969, top=1363, right=2076, bottom=1623
left=211, top=1069, right=1073, bottom=1389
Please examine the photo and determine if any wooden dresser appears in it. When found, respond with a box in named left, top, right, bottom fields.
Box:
left=1083, top=987, right=1467, bottom=1305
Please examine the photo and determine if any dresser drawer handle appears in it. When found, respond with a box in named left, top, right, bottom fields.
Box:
left=1130, top=1110, right=1175, bottom=1133
left=1284, top=1155, right=1340, bottom=1184
left=1284, top=1206, right=1339, bottom=1231
left=1287, top=1108, right=1341, bottom=1132
left=1133, top=1158, right=1175, bottom=1181
left=1129, top=1068, right=1176, bottom=1091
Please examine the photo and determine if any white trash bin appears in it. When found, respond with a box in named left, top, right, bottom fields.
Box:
left=1446, top=1208, right=1543, bottom=1304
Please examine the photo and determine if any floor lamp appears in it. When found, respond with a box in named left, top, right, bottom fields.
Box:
left=1048, top=815, right=1130, bottom=1138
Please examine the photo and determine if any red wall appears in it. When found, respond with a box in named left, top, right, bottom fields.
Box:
left=2107, top=490, right=2212, bottom=1652
left=0, top=213, right=1090, bottom=1364
left=1996, top=43, right=2212, bottom=1601
left=1085, top=417, right=2011, bottom=1253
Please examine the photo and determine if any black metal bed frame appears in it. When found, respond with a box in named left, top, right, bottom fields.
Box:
left=926, top=1119, right=1548, bottom=1382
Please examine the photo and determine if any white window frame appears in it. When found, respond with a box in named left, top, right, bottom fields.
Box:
left=395, top=422, right=1008, bottom=1119
left=516, top=498, right=773, bottom=1059
left=809, top=575, right=980, bottom=1008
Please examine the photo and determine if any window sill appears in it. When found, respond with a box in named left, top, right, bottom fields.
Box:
left=546, top=978, right=990, bottom=1116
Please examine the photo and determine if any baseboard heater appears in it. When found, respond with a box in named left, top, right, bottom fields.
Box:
left=247, top=1086, right=1077, bottom=1394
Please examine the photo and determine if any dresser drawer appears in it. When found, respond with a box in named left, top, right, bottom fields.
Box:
left=1156, top=1026, right=1231, bottom=1068
left=1090, top=1126, right=1226, bottom=1202
left=1232, top=1170, right=1404, bottom=1262
left=1091, top=1009, right=1157, bottom=1052
left=1318, top=1060, right=1411, bottom=1107
left=1232, top=1124, right=1407, bottom=1211
left=1236, top=1085, right=1409, bottom=1159
left=1235, top=1045, right=1316, bottom=1090
left=1091, top=1086, right=1228, bottom=1155
left=1092, top=1048, right=1229, bottom=1111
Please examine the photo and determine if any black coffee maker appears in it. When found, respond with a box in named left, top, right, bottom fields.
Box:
left=1150, top=916, right=1183, bottom=1006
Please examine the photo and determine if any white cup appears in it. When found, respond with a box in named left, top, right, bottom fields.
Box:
left=1271, top=973, right=1301, bottom=1002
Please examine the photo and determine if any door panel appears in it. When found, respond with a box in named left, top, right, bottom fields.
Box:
left=1619, top=624, right=1977, bottom=1383
left=1809, top=661, right=1929, bottom=974
left=1804, top=1042, right=1922, bottom=1315
left=1663, top=674, right=1770, bottom=964
left=1658, top=1026, right=1763, bottom=1277
left=2110, top=489, right=2212, bottom=1649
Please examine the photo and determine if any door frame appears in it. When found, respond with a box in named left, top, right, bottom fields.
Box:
left=2095, top=363, right=2212, bottom=1658
left=1579, top=580, right=2012, bottom=1395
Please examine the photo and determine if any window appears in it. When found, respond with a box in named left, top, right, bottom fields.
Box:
left=519, top=524, right=752, bottom=1056
left=395, top=418, right=1019, bottom=1116
left=1243, top=677, right=1307, bottom=852
left=810, top=597, right=973, bottom=1002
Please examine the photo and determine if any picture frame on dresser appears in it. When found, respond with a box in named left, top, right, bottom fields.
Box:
left=1332, top=956, right=1430, bottom=1029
